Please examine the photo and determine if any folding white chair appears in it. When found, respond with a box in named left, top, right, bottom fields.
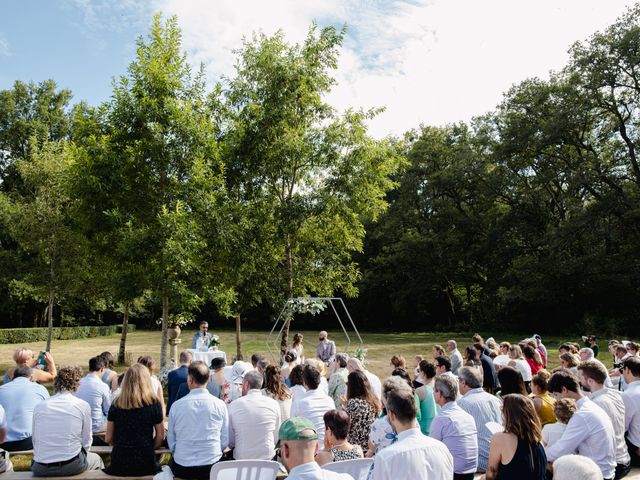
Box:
left=322, top=458, right=374, bottom=480
left=209, top=459, right=281, bottom=480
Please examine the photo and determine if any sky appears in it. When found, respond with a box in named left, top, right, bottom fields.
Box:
left=1, top=0, right=637, bottom=138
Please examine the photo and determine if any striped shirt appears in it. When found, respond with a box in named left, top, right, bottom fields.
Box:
left=458, top=388, right=502, bottom=472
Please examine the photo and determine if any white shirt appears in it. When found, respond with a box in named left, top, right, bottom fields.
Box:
left=364, top=370, right=382, bottom=400
left=168, top=388, right=229, bottom=467
left=493, top=354, right=510, bottom=367
left=290, top=388, right=335, bottom=445
left=546, top=397, right=616, bottom=479
left=623, top=380, right=640, bottom=447
left=228, top=389, right=281, bottom=460
left=32, top=392, right=93, bottom=464
left=286, top=461, right=353, bottom=480
left=542, top=422, right=566, bottom=448
left=291, top=385, right=307, bottom=401
left=590, top=387, right=630, bottom=465
left=263, top=389, right=292, bottom=421
left=76, top=373, right=111, bottom=432
left=371, top=427, right=453, bottom=480
left=0, top=404, right=6, bottom=430
left=509, top=358, right=532, bottom=381
left=320, top=376, right=329, bottom=396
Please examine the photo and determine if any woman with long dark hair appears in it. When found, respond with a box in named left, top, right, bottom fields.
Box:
left=344, top=370, right=380, bottom=453
left=262, top=365, right=292, bottom=421
left=498, top=366, right=528, bottom=397
left=483, top=394, right=547, bottom=479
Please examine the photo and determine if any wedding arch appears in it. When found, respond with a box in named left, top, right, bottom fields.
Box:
left=265, top=297, right=364, bottom=363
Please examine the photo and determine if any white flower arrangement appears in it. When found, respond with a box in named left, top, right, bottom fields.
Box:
left=209, top=334, right=220, bottom=348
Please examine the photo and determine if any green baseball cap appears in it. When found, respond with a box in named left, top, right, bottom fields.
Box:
left=277, top=417, right=318, bottom=445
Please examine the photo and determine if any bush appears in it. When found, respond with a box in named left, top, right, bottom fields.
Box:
left=0, top=325, right=136, bottom=345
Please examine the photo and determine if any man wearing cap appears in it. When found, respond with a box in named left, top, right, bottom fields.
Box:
left=278, top=417, right=353, bottom=479
left=316, top=331, right=336, bottom=366
left=168, top=361, right=229, bottom=480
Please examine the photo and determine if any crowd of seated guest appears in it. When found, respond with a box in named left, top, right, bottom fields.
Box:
left=1, top=330, right=640, bottom=480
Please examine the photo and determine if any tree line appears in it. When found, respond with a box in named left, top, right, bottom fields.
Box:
left=1, top=8, right=640, bottom=364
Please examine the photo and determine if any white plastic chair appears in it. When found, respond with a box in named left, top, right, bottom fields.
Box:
left=209, top=459, right=282, bottom=480
left=322, top=458, right=374, bottom=480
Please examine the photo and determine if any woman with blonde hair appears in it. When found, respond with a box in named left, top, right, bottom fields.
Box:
left=559, top=352, right=580, bottom=374
left=482, top=394, right=547, bottom=480
left=104, top=364, right=164, bottom=476
left=508, top=345, right=532, bottom=389
left=3, top=348, right=57, bottom=384
left=136, top=356, right=165, bottom=415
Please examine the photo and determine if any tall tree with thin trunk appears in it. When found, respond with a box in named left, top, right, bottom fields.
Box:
left=221, top=24, right=402, bottom=354
left=83, top=14, right=220, bottom=369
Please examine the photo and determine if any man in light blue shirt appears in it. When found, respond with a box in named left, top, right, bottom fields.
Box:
left=168, top=361, right=229, bottom=480
left=0, top=364, right=49, bottom=451
left=76, top=356, right=111, bottom=442
left=191, top=321, right=213, bottom=350
left=457, top=366, right=502, bottom=473
left=431, top=374, right=478, bottom=479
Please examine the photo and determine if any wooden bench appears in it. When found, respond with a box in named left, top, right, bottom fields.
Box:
left=6, top=448, right=171, bottom=458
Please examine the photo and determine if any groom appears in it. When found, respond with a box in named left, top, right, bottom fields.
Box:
left=191, top=321, right=213, bottom=349
left=315, top=331, right=336, bottom=366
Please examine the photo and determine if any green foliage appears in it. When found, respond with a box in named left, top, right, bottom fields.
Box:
left=0, top=324, right=135, bottom=344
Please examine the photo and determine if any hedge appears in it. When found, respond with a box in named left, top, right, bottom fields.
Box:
left=0, top=324, right=136, bottom=345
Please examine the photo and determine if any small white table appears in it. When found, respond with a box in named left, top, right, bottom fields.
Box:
left=187, top=349, right=227, bottom=365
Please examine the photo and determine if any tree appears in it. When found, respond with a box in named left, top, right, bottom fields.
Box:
left=83, top=14, right=221, bottom=368
left=0, top=80, right=72, bottom=190
left=4, top=140, right=89, bottom=350
left=222, top=24, right=402, bottom=353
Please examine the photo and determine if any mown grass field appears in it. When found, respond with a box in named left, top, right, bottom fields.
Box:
left=0, top=328, right=613, bottom=379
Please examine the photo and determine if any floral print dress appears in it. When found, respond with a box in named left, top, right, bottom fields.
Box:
left=345, top=397, right=377, bottom=452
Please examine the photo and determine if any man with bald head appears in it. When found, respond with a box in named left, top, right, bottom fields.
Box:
left=316, top=331, right=336, bottom=366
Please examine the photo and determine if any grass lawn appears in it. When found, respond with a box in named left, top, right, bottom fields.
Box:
left=0, top=328, right=615, bottom=470
left=0, top=328, right=612, bottom=380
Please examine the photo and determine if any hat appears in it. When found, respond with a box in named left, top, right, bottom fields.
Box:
left=224, top=361, right=253, bottom=383
left=277, top=417, right=318, bottom=446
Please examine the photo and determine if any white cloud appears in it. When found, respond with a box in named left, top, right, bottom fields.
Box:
left=151, top=0, right=636, bottom=138
left=0, top=33, right=10, bottom=57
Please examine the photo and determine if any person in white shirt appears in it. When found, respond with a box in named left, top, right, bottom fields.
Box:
left=578, top=360, right=631, bottom=478
left=31, top=366, right=104, bottom=477
left=430, top=374, right=478, bottom=479
left=0, top=404, right=11, bottom=473
left=492, top=342, right=511, bottom=369
left=370, top=377, right=453, bottom=480
left=346, top=358, right=381, bottom=400
left=228, top=370, right=281, bottom=460
left=457, top=366, right=502, bottom=473
left=579, top=348, right=613, bottom=388
left=546, top=370, right=616, bottom=480
left=277, top=417, right=352, bottom=480
left=622, top=356, right=640, bottom=466
left=75, top=356, right=111, bottom=443
left=447, top=340, right=464, bottom=375
left=291, top=364, right=334, bottom=446
left=542, top=398, right=575, bottom=448
left=168, top=361, right=229, bottom=480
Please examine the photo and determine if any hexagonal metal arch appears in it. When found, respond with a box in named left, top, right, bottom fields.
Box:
left=266, top=297, right=364, bottom=363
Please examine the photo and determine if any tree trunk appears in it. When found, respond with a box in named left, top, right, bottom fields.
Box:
left=280, top=244, right=294, bottom=356
left=46, top=289, right=54, bottom=352
left=160, top=287, right=169, bottom=370
left=117, top=303, right=130, bottom=365
left=235, top=313, right=243, bottom=361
